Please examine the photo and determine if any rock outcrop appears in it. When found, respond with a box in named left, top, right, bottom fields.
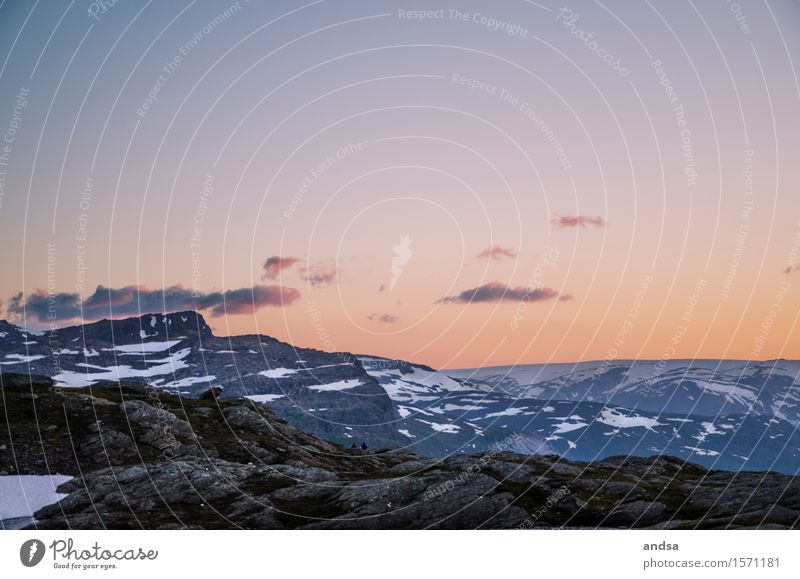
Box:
left=1, top=373, right=798, bottom=529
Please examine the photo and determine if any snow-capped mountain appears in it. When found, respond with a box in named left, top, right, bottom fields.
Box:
left=0, top=312, right=402, bottom=450
left=447, top=360, right=800, bottom=425
left=360, top=359, right=800, bottom=474
left=2, top=312, right=799, bottom=473
left=357, top=356, right=554, bottom=457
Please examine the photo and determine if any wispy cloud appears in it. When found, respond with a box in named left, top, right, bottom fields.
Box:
left=551, top=214, right=606, bottom=229
left=477, top=245, right=517, bottom=260
left=368, top=313, right=399, bottom=324
left=300, top=261, right=338, bottom=286
left=262, top=255, right=301, bottom=279
left=437, top=281, right=568, bottom=304
left=6, top=284, right=301, bottom=323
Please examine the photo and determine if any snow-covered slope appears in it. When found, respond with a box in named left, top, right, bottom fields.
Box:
left=447, top=359, right=800, bottom=424
left=357, top=357, right=800, bottom=474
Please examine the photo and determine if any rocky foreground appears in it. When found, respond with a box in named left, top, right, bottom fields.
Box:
left=1, top=373, right=798, bottom=529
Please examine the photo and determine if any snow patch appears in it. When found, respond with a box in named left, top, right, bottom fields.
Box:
left=245, top=394, right=286, bottom=403
left=0, top=354, right=46, bottom=365
left=161, top=375, right=216, bottom=389
left=54, top=348, right=192, bottom=388
left=308, top=379, right=362, bottom=392
left=416, top=419, right=460, bottom=433
left=694, top=421, right=725, bottom=443
left=110, top=340, right=183, bottom=354
left=551, top=420, right=588, bottom=434
left=0, top=474, right=72, bottom=521
left=598, top=408, right=662, bottom=430
left=683, top=446, right=720, bottom=457
left=482, top=407, right=525, bottom=419
left=259, top=368, right=298, bottom=379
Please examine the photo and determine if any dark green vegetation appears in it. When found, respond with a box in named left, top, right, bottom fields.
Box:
left=2, top=373, right=798, bottom=529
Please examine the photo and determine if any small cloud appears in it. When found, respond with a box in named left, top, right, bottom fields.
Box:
left=262, top=256, right=301, bottom=279
left=300, top=261, right=338, bottom=286
left=477, top=245, right=517, bottom=260
left=783, top=265, right=799, bottom=275
left=551, top=214, right=606, bottom=229
left=368, top=313, right=399, bottom=324
left=437, top=281, right=567, bottom=304
left=207, top=285, right=301, bottom=315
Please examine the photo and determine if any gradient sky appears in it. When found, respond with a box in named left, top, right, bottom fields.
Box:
left=0, top=0, right=799, bottom=369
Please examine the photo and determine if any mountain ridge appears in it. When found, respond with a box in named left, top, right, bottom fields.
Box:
left=6, top=313, right=796, bottom=367
left=1, top=311, right=798, bottom=474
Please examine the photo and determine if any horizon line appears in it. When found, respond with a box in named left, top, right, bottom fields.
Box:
left=3, top=311, right=798, bottom=371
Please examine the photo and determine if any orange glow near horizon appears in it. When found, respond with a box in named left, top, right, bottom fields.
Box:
left=1, top=1, right=799, bottom=370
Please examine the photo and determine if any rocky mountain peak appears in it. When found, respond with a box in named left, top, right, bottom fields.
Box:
left=54, top=310, right=214, bottom=343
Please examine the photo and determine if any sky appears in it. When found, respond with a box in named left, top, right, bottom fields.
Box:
left=0, top=0, right=799, bottom=369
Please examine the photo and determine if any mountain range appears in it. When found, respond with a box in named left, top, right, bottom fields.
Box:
left=1, top=312, right=798, bottom=474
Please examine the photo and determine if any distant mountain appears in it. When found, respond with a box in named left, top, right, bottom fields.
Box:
left=2, top=313, right=798, bottom=474
left=365, top=359, right=800, bottom=474
left=446, top=360, right=800, bottom=423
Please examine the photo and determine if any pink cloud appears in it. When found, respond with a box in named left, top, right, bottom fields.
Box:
left=210, top=285, right=301, bottom=315
left=551, top=214, right=606, bottom=229
left=262, top=256, right=301, bottom=279
left=477, top=245, right=517, bottom=260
